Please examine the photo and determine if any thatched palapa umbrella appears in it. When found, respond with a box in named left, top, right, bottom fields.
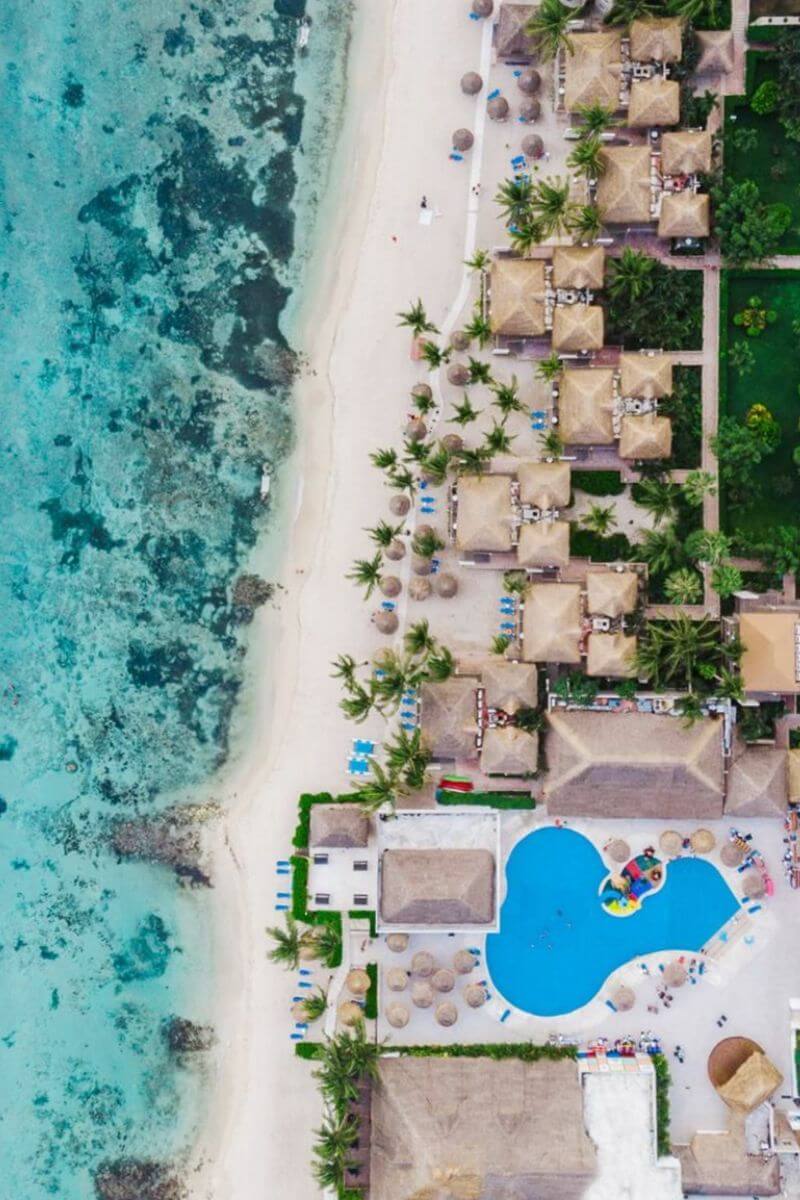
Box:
left=380, top=575, right=402, bottom=598
left=742, top=871, right=765, bottom=899
left=386, top=1001, right=410, bottom=1029
left=611, top=984, right=635, bottom=1012
left=663, top=961, right=687, bottom=988
left=487, top=96, right=509, bottom=121
left=453, top=129, right=475, bottom=153
left=453, top=949, right=476, bottom=974
left=406, top=417, right=427, bottom=441
left=432, top=968, right=456, bottom=993
left=721, top=841, right=745, bottom=867
left=375, top=610, right=399, bottom=635
left=387, top=967, right=409, bottom=992
left=461, top=71, right=483, bottom=96
left=442, top=433, right=463, bottom=454
left=389, top=494, right=410, bottom=518
left=691, top=828, right=716, bottom=855
left=520, top=99, right=541, bottom=123
left=472, top=0, right=494, bottom=16
left=434, top=573, right=459, bottom=599
left=412, top=382, right=432, bottom=403
left=385, top=538, right=406, bottom=562
left=409, top=577, right=433, bottom=601
left=436, top=1001, right=459, bottom=1027
left=411, top=980, right=434, bottom=1008
left=347, top=968, right=371, bottom=996
left=518, top=68, right=541, bottom=95
left=412, top=556, right=433, bottom=577
left=292, top=1000, right=313, bottom=1022
left=464, top=982, right=488, bottom=1008
left=447, top=361, right=470, bottom=386
left=522, top=134, right=544, bottom=160
left=338, top=1000, right=364, bottom=1027
left=412, top=950, right=435, bottom=977
left=659, top=830, right=683, bottom=857
left=386, top=931, right=409, bottom=952
left=451, top=329, right=471, bottom=352
left=607, top=839, right=630, bottom=864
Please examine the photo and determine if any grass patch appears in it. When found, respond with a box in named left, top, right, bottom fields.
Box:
left=296, top=1041, right=579, bottom=1062
left=571, top=470, right=625, bottom=496
left=719, top=269, right=800, bottom=539
left=436, top=789, right=535, bottom=808
left=364, top=963, right=378, bottom=1020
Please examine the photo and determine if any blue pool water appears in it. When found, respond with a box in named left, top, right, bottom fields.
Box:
left=486, top=827, right=739, bottom=1017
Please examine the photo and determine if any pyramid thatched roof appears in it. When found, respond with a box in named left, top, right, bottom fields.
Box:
left=586, top=632, right=637, bottom=678
left=661, top=130, right=713, bottom=175
left=481, top=660, right=538, bottom=713
left=726, top=741, right=788, bottom=817
left=420, top=677, right=478, bottom=760
left=710, top=1040, right=783, bottom=1114
left=564, top=31, right=623, bottom=112
left=658, top=191, right=711, bottom=238
left=456, top=474, right=514, bottom=552
left=496, top=3, right=536, bottom=59
left=481, top=726, right=539, bottom=776
left=740, top=610, right=800, bottom=694
left=676, top=1130, right=781, bottom=1196
left=696, top=28, right=735, bottom=74
left=628, top=77, right=680, bottom=128
left=552, top=244, right=606, bottom=291
left=586, top=570, right=638, bottom=617
left=559, top=368, right=615, bottom=444
left=552, top=304, right=604, bottom=352
left=310, top=804, right=370, bottom=849
left=380, top=848, right=495, bottom=925
left=545, top=710, right=725, bottom=817
left=597, top=146, right=653, bottom=223
left=490, top=258, right=547, bottom=336
left=517, top=460, right=572, bottom=509
left=619, top=352, right=673, bottom=399
left=630, top=17, right=683, bottom=63
left=618, top=412, right=672, bottom=459
left=517, top=519, right=571, bottom=568
left=522, top=583, right=582, bottom=664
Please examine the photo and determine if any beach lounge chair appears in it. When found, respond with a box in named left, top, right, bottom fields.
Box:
left=488, top=88, right=500, bottom=100
left=450, top=153, right=464, bottom=162
left=275, top=904, right=288, bottom=911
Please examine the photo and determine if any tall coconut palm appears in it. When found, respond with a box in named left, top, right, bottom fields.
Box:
left=539, top=428, right=564, bottom=459
left=421, top=445, right=451, bottom=486
left=536, top=351, right=563, bottom=383
left=567, top=134, right=605, bottom=181
left=330, top=653, right=360, bottom=686
left=464, top=248, right=491, bottom=273
left=525, top=0, right=575, bottom=61
left=299, top=986, right=328, bottom=1022
left=355, top=760, right=406, bottom=813
left=495, top=176, right=535, bottom=227
left=607, top=246, right=656, bottom=301
left=449, top=395, right=482, bottom=426
left=456, top=446, right=492, bottom=475
left=638, top=615, right=720, bottom=692
left=514, top=706, right=546, bottom=733
left=404, top=619, right=436, bottom=656
left=310, top=923, right=342, bottom=969
left=365, top=519, right=403, bottom=549
left=575, top=102, right=619, bottom=138
left=582, top=503, right=617, bottom=536
left=397, top=299, right=438, bottom=337
left=664, top=567, right=702, bottom=605
left=468, top=356, right=493, bottom=386
left=607, top=0, right=658, bottom=24
left=483, top=420, right=516, bottom=455
left=339, top=682, right=376, bottom=724
left=571, top=203, right=604, bottom=243
left=715, top=667, right=744, bottom=703
left=682, top=469, right=717, bottom=507
left=347, top=552, right=383, bottom=599
left=503, top=569, right=528, bottom=596
left=639, top=525, right=681, bottom=577
left=532, top=176, right=577, bottom=240
left=711, top=563, right=743, bottom=599
left=427, top=645, right=455, bottom=682
left=463, top=310, right=492, bottom=348
left=685, top=529, right=731, bottom=567
left=403, top=437, right=430, bottom=465
left=509, top=219, right=544, bottom=256
left=492, top=376, right=524, bottom=420
left=411, top=528, right=445, bottom=559
left=266, top=914, right=308, bottom=969
left=412, top=390, right=435, bottom=416
left=370, top=446, right=398, bottom=471
left=386, top=465, right=416, bottom=495
left=385, top=726, right=431, bottom=790
left=635, top=477, right=678, bottom=525
left=420, top=339, right=450, bottom=370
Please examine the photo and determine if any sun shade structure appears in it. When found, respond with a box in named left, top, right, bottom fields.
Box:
left=434, top=572, right=458, bottom=598
left=619, top=353, right=673, bottom=400
left=696, top=28, right=735, bottom=74
left=386, top=933, right=409, bottom=953
left=380, top=575, right=402, bottom=597
left=586, top=631, right=637, bottom=677
left=453, top=949, right=477, bottom=974
left=472, top=0, right=494, bottom=15
left=630, top=17, right=683, bottom=63
left=743, top=871, right=766, bottom=899
left=545, top=711, right=725, bottom=817
left=435, top=1001, right=459, bottom=1027
left=690, top=828, right=716, bottom=854
left=661, top=130, right=713, bottom=175
left=488, top=95, right=510, bottom=121
left=389, top=493, right=410, bottom=517
left=552, top=304, right=604, bottom=352
left=597, top=146, right=653, bottom=224
left=455, top=474, right=514, bottom=552
left=611, top=984, right=635, bottom=1011
left=346, top=968, right=371, bottom=996
left=338, top=1000, right=364, bottom=1027
left=720, top=841, right=744, bottom=868
left=386, top=967, right=408, bottom=992
left=659, top=830, right=684, bottom=856
left=369, top=1056, right=597, bottom=1200
left=586, top=570, right=638, bottom=618
left=518, top=67, right=541, bottom=94
left=564, top=31, right=623, bottom=112
left=380, top=848, right=496, bottom=926
left=607, top=838, right=631, bottom=863
left=452, top=128, right=475, bottom=152
left=628, top=77, right=680, bottom=128
left=481, top=726, right=539, bottom=776
left=464, top=982, right=488, bottom=1007
left=420, top=676, right=478, bottom=760
left=409, top=576, right=432, bottom=601
left=522, top=583, right=582, bottom=664
left=618, top=413, right=673, bottom=459
left=481, top=660, right=538, bottom=713
left=559, top=368, right=615, bottom=444
left=520, top=98, right=541, bottom=122
left=490, top=258, right=547, bottom=336
left=310, top=804, right=369, bottom=849
left=461, top=70, right=484, bottom=95
left=517, top=520, right=571, bottom=568
left=664, top=961, right=687, bottom=988
left=386, top=1001, right=410, bottom=1028
left=740, top=611, right=800, bottom=694
left=518, top=460, right=572, bottom=509
left=495, top=3, right=537, bottom=60
left=411, top=950, right=435, bottom=977
left=709, top=1038, right=783, bottom=1114
left=658, top=192, right=711, bottom=238
left=552, top=244, right=606, bottom=291
left=726, top=743, right=788, bottom=816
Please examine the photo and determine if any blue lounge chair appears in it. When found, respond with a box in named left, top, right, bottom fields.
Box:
left=290, top=1033, right=304, bottom=1040
left=500, top=621, right=516, bottom=631
left=450, top=153, right=464, bottom=161
left=500, top=1009, right=511, bottom=1023
left=381, top=601, right=396, bottom=611
left=277, top=891, right=291, bottom=898
left=488, top=88, right=500, bottom=100
left=275, top=904, right=288, bottom=911
left=354, top=739, right=375, bottom=755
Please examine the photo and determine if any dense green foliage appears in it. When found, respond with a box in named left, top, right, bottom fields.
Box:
left=571, top=470, right=626, bottom=496
left=436, top=790, right=536, bottom=808
left=364, top=964, right=378, bottom=1020
left=711, top=177, right=792, bottom=266
left=660, top=367, right=702, bottom=468
left=653, top=1053, right=672, bottom=1156
left=606, top=258, right=703, bottom=349
left=570, top=528, right=634, bottom=562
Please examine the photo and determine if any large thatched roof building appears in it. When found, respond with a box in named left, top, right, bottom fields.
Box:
left=552, top=303, right=604, bottom=352
left=628, top=77, right=680, bottom=128
left=658, top=191, right=711, bottom=238
left=379, top=848, right=495, bottom=926
left=517, top=519, right=571, bottom=568
left=619, top=412, right=672, bottom=459
left=586, top=569, right=639, bottom=617
left=455, top=474, right=513, bottom=552
left=630, top=16, right=683, bottom=63
left=490, top=258, right=547, bottom=336
left=597, top=146, right=653, bottom=224
left=661, top=130, right=713, bottom=175
left=696, top=28, right=735, bottom=75
left=564, top=31, right=623, bottom=112
left=370, top=1056, right=597, bottom=1200
left=552, top=244, right=606, bottom=291
left=586, top=631, right=637, bottom=678
left=559, top=368, right=615, bottom=445
left=619, top=352, right=673, bottom=399
left=522, top=583, right=582, bottom=664
left=481, top=726, right=539, bottom=776
left=420, top=677, right=478, bottom=760
left=518, top=460, right=572, bottom=509
left=495, top=3, right=536, bottom=60
left=739, top=610, right=800, bottom=695
left=310, top=804, right=370, bottom=849
left=482, top=660, right=538, bottom=712
left=726, top=742, right=788, bottom=817
left=545, top=710, right=725, bottom=817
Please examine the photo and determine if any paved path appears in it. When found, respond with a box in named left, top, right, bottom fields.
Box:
left=700, top=268, right=721, bottom=617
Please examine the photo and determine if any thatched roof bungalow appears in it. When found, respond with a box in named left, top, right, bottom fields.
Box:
left=552, top=244, right=606, bottom=291
left=420, top=677, right=478, bottom=760
left=481, top=660, right=538, bottom=713
left=596, top=146, right=653, bottom=224
left=586, top=569, right=639, bottom=617
left=455, top=474, right=514, bottom=552
left=495, top=3, right=536, bottom=60
left=490, top=258, right=547, bottom=336
left=517, top=519, right=571, bottom=568
left=740, top=610, right=800, bottom=694
left=480, top=726, right=539, bottom=776
left=586, top=631, right=637, bottom=677
left=628, top=77, right=680, bottom=128
left=518, top=460, right=572, bottom=509
left=379, top=848, right=495, bottom=926
left=726, top=743, right=788, bottom=817
left=559, top=368, right=615, bottom=445
left=564, top=31, right=623, bottom=112
left=310, top=804, right=370, bottom=849
left=630, top=16, right=683, bottom=63
left=522, top=583, right=582, bottom=664
left=619, top=352, right=673, bottom=399
left=618, top=412, right=673, bottom=459
left=658, top=191, right=711, bottom=238
left=552, top=303, right=604, bottom=352
left=661, top=130, right=713, bottom=175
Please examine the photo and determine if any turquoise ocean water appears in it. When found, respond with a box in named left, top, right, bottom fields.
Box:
left=0, top=1, right=350, bottom=1194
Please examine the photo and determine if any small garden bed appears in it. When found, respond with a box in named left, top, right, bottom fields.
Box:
left=436, top=789, right=535, bottom=809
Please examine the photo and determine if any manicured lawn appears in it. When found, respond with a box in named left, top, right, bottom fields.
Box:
left=724, top=53, right=800, bottom=253
left=720, top=270, right=800, bottom=537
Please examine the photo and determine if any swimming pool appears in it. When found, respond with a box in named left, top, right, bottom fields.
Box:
left=486, top=827, right=739, bottom=1017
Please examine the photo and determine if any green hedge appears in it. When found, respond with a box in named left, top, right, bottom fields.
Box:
left=295, top=1041, right=322, bottom=1060
left=653, top=1053, right=672, bottom=1156
left=348, top=909, right=378, bottom=937
left=291, top=854, right=344, bottom=967
left=571, top=470, right=625, bottom=497
left=295, top=1041, right=578, bottom=1063
left=364, top=963, right=378, bottom=1020
left=436, top=789, right=535, bottom=809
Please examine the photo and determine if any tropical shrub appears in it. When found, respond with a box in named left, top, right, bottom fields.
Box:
left=751, top=79, right=780, bottom=116
left=745, top=403, right=782, bottom=452
left=570, top=470, right=625, bottom=496
left=711, top=178, right=792, bottom=266
left=733, top=296, right=777, bottom=336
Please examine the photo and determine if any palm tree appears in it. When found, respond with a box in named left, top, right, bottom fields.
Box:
left=313, top=1023, right=379, bottom=1112
left=397, top=299, right=438, bottom=337
left=638, top=615, right=721, bottom=692
left=532, top=176, right=577, bottom=239
left=411, top=528, right=445, bottom=559
left=582, top=503, right=617, bottom=536
left=467, top=357, right=493, bottom=386
left=456, top=446, right=492, bottom=475
left=711, top=563, right=743, bottom=599
left=509, top=219, right=544, bottom=256
left=635, top=477, right=678, bottom=525
left=672, top=0, right=721, bottom=22
left=384, top=727, right=431, bottom=790
left=313, top=1111, right=358, bottom=1167
left=492, top=377, right=524, bottom=420
left=309, top=923, right=342, bottom=968
left=492, top=634, right=511, bottom=655
left=685, top=529, right=731, bottom=567
left=420, top=339, right=450, bottom=370
left=449, top=395, right=482, bottom=426
left=355, top=760, right=406, bottom=813
left=607, top=0, right=658, bottom=24
left=404, top=619, right=435, bottom=656
left=330, top=653, right=360, bottom=686
left=514, top=706, right=546, bottom=733
left=503, top=569, right=528, bottom=596
left=567, top=134, right=605, bottom=181
left=571, top=203, right=604, bottom=243
left=664, top=567, right=702, bottom=605
left=483, top=420, right=516, bottom=455
left=536, top=351, right=563, bottom=383
left=403, top=437, right=430, bottom=465
left=299, top=987, right=328, bottom=1022
left=495, top=176, right=535, bottom=227
left=463, top=310, right=492, bottom=348
left=421, top=445, right=451, bottom=486
left=387, top=465, right=416, bottom=495
left=525, top=0, right=575, bottom=61
left=676, top=691, right=704, bottom=729
left=347, top=552, right=383, bottom=599
left=639, top=525, right=681, bottom=577
left=682, top=469, right=717, bottom=507
left=427, top=645, right=455, bottom=681
left=607, top=247, right=655, bottom=301
left=539, top=428, right=564, bottom=459
left=715, top=667, right=744, bottom=703
left=266, top=914, right=307, bottom=969
left=465, top=248, right=491, bottom=272
left=370, top=446, right=397, bottom=471
left=412, top=390, right=435, bottom=416
left=339, top=682, right=376, bottom=724
left=366, top=519, right=403, bottom=549
left=575, top=102, right=619, bottom=138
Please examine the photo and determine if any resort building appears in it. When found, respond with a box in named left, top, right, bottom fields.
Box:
left=737, top=607, right=800, bottom=698
left=453, top=474, right=514, bottom=554
left=658, top=191, right=711, bottom=240
left=307, top=804, right=377, bottom=914
left=627, top=77, right=680, bottom=128
left=619, top=351, right=673, bottom=400
left=585, top=567, right=640, bottom=618
left=451, top=461, right=575, bottom=566
left=522, top=582, right=583, bottom=664
left=489, top=258, right=546, bottom=338
left=617, top=411, right=673, bottom=460
left=419, top=675, right=479, bottom=761
left=551, top=302, right=604, bottom=353
left=629, top=16, right=683, bottom=64
left=563, top=30, right=624, bottom=113
left=488, top=251, right=607, bottom=352
left=695, top=28, right=736, bottom=77
left=596, top=145, right=655, bottom=226
left=727, top=741, right=789, bottom=817
left=558, top=368, right=615, bottom=445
